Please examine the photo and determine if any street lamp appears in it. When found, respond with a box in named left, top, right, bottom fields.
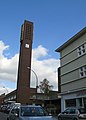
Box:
left=3, top=86, right=8, bottom=94
left=27, top=67, right=38, bottom=100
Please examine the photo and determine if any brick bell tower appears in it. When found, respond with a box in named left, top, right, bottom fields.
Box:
left=16, top=20, right=33, bottom=104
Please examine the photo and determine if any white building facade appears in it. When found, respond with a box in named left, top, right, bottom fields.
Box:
left=56, top=27, right=86, bottom=112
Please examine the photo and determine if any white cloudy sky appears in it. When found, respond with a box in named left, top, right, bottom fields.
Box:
left=0, top=40, right=60, bottom=95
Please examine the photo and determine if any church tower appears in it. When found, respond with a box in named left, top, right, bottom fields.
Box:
left=16, top=20, right=33, bottom=104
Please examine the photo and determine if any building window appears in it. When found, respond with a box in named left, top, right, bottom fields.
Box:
left=79, top=65, right=86, bottom=78
left=65, top=99, right=76, bottom=108
left=77, top=43, right=86, bottom=56
left=14, top=95, right=16, bottom=99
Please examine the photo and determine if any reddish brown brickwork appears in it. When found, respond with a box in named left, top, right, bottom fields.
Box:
left=16, top=20, right=33, bottom=104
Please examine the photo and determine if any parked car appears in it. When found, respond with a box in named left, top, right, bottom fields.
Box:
left=6, top=103, right=21, bottom=114
left=7, top=105, right=57, bottom=120
left=0, top=104, right=8, bottom=113
left=58, top=107, right=86, bottom=120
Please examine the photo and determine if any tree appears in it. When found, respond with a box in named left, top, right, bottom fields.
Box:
left=39, top=78, right=53, bottom=94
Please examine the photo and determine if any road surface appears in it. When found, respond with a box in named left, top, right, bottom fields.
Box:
left=0, top=112, right=8, bottom=120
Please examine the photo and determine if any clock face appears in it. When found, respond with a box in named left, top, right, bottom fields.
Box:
left=25, top=44, right=29, bottom=48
